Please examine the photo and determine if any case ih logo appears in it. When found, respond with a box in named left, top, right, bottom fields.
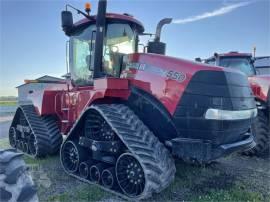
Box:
left=126, top=62, right=186, bottom=83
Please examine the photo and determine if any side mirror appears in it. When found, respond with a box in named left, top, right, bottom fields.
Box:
left=61, top=11, right=73, bottom=33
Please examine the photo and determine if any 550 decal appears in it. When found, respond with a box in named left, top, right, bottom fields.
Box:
left=126, top=62, right=186, bottom=83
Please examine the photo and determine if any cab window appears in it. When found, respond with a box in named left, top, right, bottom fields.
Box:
left=219, top=57, right=256, bottom=76
left=70, top=25, right=96, bottom=86
left=103, top=23, right=136, bottom=77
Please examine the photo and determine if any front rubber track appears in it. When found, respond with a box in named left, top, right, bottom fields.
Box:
left=89, top=104, right=176, bottom=199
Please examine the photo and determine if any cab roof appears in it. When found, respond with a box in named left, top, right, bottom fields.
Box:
left=73, top=13, right=145, bottom=33
left=206, top=52, right=252, bottom=61
left=217, top=52, right=252, bottom=57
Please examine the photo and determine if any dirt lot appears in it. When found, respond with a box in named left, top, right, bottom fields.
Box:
left=0, top=119, right=269, bottom=202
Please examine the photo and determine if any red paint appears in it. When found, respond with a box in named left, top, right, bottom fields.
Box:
left=33, top=53, right=228, bottom=135
left=123, top=53, right=225, bottom=114
left=39, top=78, right=130, bottom=134
left=208, top=52, right=270, bottom=103
left=249, top=75, right=270, bottom=102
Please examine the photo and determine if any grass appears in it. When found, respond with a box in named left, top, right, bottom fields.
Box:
left=47, top=184, right=111, bottom=202
left=0, top=101, right=17, bottom=106
left=0, top=138, right=268, bottom=202
left=0, top=138, right=10, bottom=149
left=149, top=160, right=268, bottom=202
left=192, top=187, right=264, bottom=202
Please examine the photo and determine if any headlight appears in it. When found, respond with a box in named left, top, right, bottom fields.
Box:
left=205, top=108, right=257, bottom=120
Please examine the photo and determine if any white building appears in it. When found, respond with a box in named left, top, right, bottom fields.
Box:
left=16, top=75, right=65, bottom=103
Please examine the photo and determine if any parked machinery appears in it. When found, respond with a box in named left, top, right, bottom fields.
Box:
left=9, top=1, right=257, bottom=199
left=200, top=52, right=269, bottom=156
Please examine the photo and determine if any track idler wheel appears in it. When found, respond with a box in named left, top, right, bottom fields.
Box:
left=101, top=167, right=116, bottom=189
left=9, top=127, right=17, bottom=148
left=79, top=160, right=95, bottom=179
left=116, top=153, right=145, bottom=197
left=61, top=140, right=87, bottom=173
left=89, top=163, right=108, bottom=182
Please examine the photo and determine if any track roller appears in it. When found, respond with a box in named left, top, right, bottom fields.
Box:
left=16, top=140, right=20, bottom=149
left=90, top=163, right=108, bottom=182
left=9, top=127, right=17, bottom=148
left=28, top=133, right=37, bottom=156
left=101, top=167, right=116, bottom=189
left=79, top=160, right=95, bottom=179
left=22, top=142, right=29, bottom=153
left=18, top=140, right=24, bottom=151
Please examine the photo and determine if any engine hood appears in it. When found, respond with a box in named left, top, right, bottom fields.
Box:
left=125, top=53, right=245, bottom=78
left=123, top=53, right=253, bottom=114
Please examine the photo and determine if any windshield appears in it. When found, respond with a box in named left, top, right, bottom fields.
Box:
left=69, top=23, right=136, bottom=86
left=103, top=23, right=135, bottom=76
left=70, top=25, right=95, bottom=86
left=219, top=57, right=256, bottom=76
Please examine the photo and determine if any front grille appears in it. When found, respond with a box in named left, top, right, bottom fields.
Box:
left=173, top=70, right=256, bottom=146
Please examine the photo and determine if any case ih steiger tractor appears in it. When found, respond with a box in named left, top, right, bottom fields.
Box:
left=9, top=1, right=257, bottom=199
left=199, top=52, right=270, bottom=156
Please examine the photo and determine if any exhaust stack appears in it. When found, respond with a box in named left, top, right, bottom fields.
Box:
left=154, top=18, right=172, bottom=42
left=147, top=18, right=172, bottom=55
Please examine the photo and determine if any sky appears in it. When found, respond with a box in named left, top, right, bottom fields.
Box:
left=0, top=0, right=269, bottom=96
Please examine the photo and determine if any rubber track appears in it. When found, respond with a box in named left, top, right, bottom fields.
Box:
left=10, top=105, right=62, bottom=158
left=42, top=116, right=63, bottom=155
left=62, top=104, right=176, bottom=200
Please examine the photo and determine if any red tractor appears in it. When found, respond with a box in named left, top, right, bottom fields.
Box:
left=9, top=1, right=257, bottom=199
left=200, top=52, right=270, bottom=156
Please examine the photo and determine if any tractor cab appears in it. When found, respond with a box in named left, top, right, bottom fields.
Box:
left=62, top=3, right=144, bottom=86
left=61, top=2, right=171, bottom=87
left=69, top=17, right=141, bottom=86
left=204, top=52, right=256, bottom=76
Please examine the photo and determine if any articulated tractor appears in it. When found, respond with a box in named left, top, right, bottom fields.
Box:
left=9, top=1, right=257, bottom=199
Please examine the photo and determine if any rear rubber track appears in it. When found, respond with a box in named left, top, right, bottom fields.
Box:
left=10, top=105, right=62, bottom=157
left=42, top=115, right=63, bottom=155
